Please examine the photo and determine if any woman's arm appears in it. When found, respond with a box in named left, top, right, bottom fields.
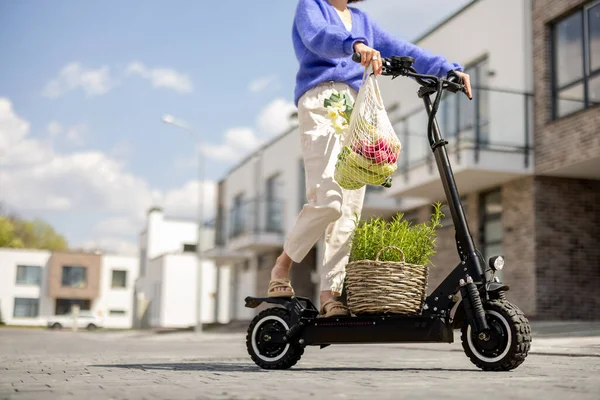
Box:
left=370, top=18, right=463, bottom=78
left=295, top=0, right=369, bottom=58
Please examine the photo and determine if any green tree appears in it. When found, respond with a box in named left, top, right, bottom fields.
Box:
left=0, top=202, right=68, bottom=250
left=0, top=217, right=25, bottom=248
left=11, top=218, right=68, bottom=251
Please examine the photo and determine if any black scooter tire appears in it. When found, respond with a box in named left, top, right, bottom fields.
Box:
left=246, top=307, right=304, bottom=370
left=461, top=300, right=531, bottom=371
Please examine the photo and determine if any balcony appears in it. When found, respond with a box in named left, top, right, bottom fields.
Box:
left=227, top=198, right=285, bottom=252
left=387, top=87, right=534, bottom=200
left=204, top=211, right=252, bottom=263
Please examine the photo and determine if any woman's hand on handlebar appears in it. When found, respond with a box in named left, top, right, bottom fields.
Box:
left=454, top=71, right=472, bottom=99
left=353, top=42, right=383, bottom=75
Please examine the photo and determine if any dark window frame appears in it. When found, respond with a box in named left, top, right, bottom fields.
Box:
left=111, top=269, right=128, bottom=289
left=183, top=243, right=197, bottom=253
left=479, top=188, right=503, bottom=262
left=265, top=172, right=284, bottom=233
left=15, top=265, right=42, bottom=286
left=298, top=158, right=306, bottom=212
left=551, top=0, right=600, bottom=119
left=440, top=55, right=490, bottom=142
left=61, top=265, right=88, bottom=289
left=13, top=297, right=40, bottom=318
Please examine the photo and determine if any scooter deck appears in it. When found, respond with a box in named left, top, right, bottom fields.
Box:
left=245, top=296, right=454, bottom=345
left=303, top=314, right=454, bottom=345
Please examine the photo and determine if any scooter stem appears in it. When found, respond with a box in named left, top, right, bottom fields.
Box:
left=421, top=94, right=486, bottom=282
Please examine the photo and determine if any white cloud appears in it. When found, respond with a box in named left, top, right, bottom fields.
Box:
left=257, top=98, right=297, bottom=138
left=248, top=75, right=278, bottom=93
left=47, top=121, right=63, bottom=137
left=127, top=62, right=193, bottom=93
left=42, top=63, right=116, bottom=98
left=109, top=140, right=134, bottom=160
left=0, top=99, right=49, bottom=166
left=196, top=98, right=296, bottom=164
left=94, top=217, right=138, bottom=237
left=1, top=97, right=219, bottom=256
left=161, top=180, right=217, bottom=220
left=200, top=127, right=262, bottom=162
left=46, top=121, right=87, bottom=146
left=1, top=97, right=153, bottom=216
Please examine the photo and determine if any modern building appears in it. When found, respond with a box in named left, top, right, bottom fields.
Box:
left=134, top=207, right=221, bottom=329
left=0, top=248, right=139, bottom=328
left=375, top=0, right=599, bottom=320
left=529, top=0, right=600, bottom=319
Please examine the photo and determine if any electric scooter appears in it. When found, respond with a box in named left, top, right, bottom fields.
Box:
left=243, top=53, right=532, bottom=372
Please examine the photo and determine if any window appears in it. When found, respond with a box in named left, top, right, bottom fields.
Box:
left=552, top=2, right=600, bottom=118
left=61, top=266, right=87, bottom=288
left=111, top=270, right=127, bottom=288
left=231, top=193, right=245, bottom=237
left=298, top=159, right=306, bottom=212
left=480, top=190, right=504, bottom=279
left=13, top=298, right=39, bottom=318
left=265, top=174, right=283, bottom=232
left=109, top=310, right=126, bottom=316
left=55, top=299, right=91, bottom=315
left=183, top=243, right=197, bottom=253
left=439, top=58, right=490, bottom=142
left=15, top=265, right=41, bottom=286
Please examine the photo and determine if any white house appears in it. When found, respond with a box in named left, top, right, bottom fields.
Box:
left=0, top=248, right=52, bottom=327
left=134, top=207, right=219, bottom=329
left=0, top=248, right=139, bottom=329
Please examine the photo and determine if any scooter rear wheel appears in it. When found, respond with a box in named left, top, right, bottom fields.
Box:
left=246, top=307, right=304, bottom=370
left=461, top=300, right=531, bottom=371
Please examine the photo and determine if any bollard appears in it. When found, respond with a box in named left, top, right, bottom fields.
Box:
left=72, top=304, right=80, bottom=333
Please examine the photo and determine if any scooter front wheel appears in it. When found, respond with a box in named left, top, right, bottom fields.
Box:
left=246, top=307, right=304, bottom=370
left=461, top=300, right=531, bottom=371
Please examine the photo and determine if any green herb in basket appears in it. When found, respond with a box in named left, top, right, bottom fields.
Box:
left=349, top=203, right=443, bottom=266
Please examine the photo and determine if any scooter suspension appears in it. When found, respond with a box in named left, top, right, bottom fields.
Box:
left=460, top=276, right=490, bottom=339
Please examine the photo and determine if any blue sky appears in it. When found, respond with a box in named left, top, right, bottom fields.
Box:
left=0, top=0, right=471, bottom=254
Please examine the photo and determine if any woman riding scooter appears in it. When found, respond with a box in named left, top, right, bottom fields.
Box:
left=267, top=0, right=472, bottom=317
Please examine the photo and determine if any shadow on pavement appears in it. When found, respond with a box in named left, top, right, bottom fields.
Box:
left=90, top=362, right=477, bottom=373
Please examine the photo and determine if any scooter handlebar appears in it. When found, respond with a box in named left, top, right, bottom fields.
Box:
left=351, top=52, right=467, bottom=96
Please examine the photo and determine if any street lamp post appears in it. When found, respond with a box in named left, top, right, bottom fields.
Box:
left=162, top=114, right=204, bottom=334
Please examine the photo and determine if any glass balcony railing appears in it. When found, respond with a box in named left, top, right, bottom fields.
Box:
left=392, top=87, right=534, bottom=176
left=228, top=198, right=285, bottom=240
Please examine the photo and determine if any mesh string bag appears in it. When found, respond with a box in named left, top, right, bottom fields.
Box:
left=334, top=66, right=402, bottom=190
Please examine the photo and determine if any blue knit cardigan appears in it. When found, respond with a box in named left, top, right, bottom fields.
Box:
left=292, top=0, right=463, bottom=105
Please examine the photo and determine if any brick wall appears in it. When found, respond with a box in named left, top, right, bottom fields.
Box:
left=532, top=0, right=600, bottom=174
left=534, top=177, right=600, bottom=320
left=503, top=177, right=537, bottom=316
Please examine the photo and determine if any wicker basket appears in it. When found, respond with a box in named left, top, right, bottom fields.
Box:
left=345, top=246, right=429, bottom=315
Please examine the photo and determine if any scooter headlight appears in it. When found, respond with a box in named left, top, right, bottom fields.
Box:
left=489, top=255, right=504, bottom=271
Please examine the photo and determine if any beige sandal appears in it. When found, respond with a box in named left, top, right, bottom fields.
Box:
left=320, top=299, right=350, bottom=318
left=267, top=279, right=295, bottom=298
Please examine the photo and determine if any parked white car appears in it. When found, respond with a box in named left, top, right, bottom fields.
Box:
left=47, top=311, right=103, bottom=330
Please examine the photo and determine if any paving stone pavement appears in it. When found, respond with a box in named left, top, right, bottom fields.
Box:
left=1, top=328, right=599, bottom=400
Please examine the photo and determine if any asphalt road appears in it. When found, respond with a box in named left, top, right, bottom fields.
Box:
left=1, top=327, right=599, bottom=400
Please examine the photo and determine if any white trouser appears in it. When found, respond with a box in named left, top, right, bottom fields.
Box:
left=283, top=82, right=366, bottom=296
